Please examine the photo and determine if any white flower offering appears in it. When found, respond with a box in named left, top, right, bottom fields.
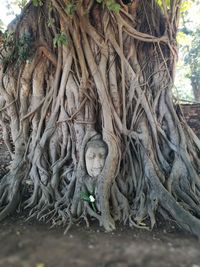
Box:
left=89, top=195, right=95, bottom=203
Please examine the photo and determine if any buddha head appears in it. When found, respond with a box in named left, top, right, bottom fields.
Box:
left=85, top=139, right=108, bottom=178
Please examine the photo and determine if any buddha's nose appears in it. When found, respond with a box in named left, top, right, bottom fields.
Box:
left=93, top=157, right=101, bottom=168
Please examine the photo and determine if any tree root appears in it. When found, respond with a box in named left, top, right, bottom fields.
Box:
left=0, top=0, right=200, bottom=238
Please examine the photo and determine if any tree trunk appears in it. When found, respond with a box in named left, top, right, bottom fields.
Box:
left=191, top=78, right=200, bottom=102
left=1, top=0, right=200, bottom=237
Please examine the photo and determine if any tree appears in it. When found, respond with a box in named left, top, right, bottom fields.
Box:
left=0, top=19, right=4, bottom=32
left=1, top=0, right=200, bottom=237
left=175, top=0, right=200, bottom=101
left=185, top=27, right=200, bottom=101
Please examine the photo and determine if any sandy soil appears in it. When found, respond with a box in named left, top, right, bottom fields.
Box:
left=0, top=215, right=200, bottom=267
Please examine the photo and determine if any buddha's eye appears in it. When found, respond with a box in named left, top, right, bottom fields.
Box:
left=87, top=154, right=95, bottom=159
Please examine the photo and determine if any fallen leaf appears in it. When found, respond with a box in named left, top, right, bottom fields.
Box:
left=36, top=263, right=45, bottom=267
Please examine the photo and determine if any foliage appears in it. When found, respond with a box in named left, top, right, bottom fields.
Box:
left=80, top=192, right=97, bottom=212
left=17, top=33, right=33, bottom=62
left=2, top=31, right=33, bottom=70
left=182, top=27, right=200, bottom=100
left=180, top=0, right=193, bottom=13
left=65, top=2, right=76, bottom=17
left=32, top=0, right=43, bottom=7
left=0, top=20, right=5, bottom=32
left=15, top=0, right=28, bottom=9
left=156, top=0, right=170, bottom=9
left=2, top=31, right=15, bottom=51
left=53, top=32, right=68, bottom=47
left=175, top=0, right=200, bottom=101
left=5, top=0, right=28, bottom=15
left=47, top=18, right=55, bottom=28
left=184, top=27, right=200, bottom=87
left=96, top=0, right=121, bottom=13
left=156, top=0, right=192, bottom=13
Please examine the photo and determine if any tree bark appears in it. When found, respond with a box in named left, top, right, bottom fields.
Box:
left=0, top=0, right=200, bottom=238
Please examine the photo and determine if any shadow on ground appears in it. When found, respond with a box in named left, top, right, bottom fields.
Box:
left=0, top=215, right=200, bottom=267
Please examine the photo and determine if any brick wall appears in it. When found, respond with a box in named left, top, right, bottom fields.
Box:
left=181, top=103, right=200, bottom=138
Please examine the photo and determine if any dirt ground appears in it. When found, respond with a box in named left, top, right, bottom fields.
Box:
left=0, top=214, right=200, bottom=267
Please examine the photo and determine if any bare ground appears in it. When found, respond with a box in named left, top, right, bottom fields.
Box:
left=0, top=214, right=200, bottom=267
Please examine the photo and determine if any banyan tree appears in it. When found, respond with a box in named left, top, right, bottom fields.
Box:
left=1, top=0, right=200, bottom=237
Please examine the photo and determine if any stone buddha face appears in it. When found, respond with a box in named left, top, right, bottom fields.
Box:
left=85, top=140, right=108, bottom=178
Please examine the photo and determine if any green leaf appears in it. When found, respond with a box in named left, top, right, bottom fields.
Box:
left=96, top=0, right=121, bottom=13
left=17, top=33, right=32, bottom=62
left=106, top=0, right=121, bottom=13
left=80, top=192, right=90, bottom=202
left=47, top=18, right=55, bottom=28
left=91, top=202, right=97, bottom=212
left=156, top=0, right=170, bottom=10
left=180, top=0, right=192, bottom=13
left=177, top=31, right=191, bottom=46
left=53, top=32, right=68, bottom=48
left=65, top=3, right=76, bottom=16
left=80, top=192, right=97, bottom=212
left=32, top=0, right=43, bottom=7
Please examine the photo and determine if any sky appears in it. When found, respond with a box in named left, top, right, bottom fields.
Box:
left=0, top=0, right=21, bottom=29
